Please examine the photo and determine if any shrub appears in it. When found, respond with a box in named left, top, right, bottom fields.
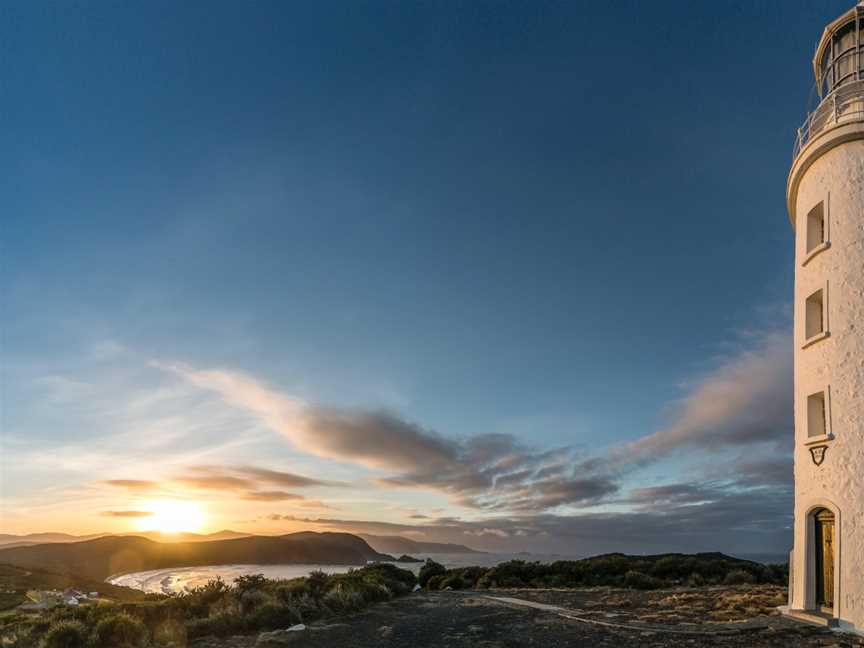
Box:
left=418, top=560, right=446, bottom=588
left=307, top=570, right=329, bottom=607
left=185, top=611, right=242, bottom=640
left=360, top=563, right=417, bottom=593
left=90, top=612, right=149, bottom=648
left=275, top=592, right=319, bottom=623
left=650, top=555, right=690, bottom=581
left=623, top=570, right=665, bottom=590
left=686, top=572, right=705, bottom=587
left=239, top=589, right=270, bottom=615
left=440, top=575, right=465, bottom=590
left=248, top=602, right=301, bottom=631
left=322, top=584, right=364, bottom=612
left=234, top=574, right=267, bottom=595
left=151, top=617, right=187, bottom=647
left=275, top=580, right=309, bottom=603
left=182, top=578, right=231, bottom=617
left=41, top=620, right=87, bottom=648
left=453, top=566, right=486, bottom=589
left=426, top=575, right=446, bottom=591
left=724, top=569, right=755, bottom=585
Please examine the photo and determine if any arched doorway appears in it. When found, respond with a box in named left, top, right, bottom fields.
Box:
left=813, top=508, right=835, bottom=611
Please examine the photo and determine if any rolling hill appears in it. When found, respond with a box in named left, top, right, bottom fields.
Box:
left=360, top=534, right=482, bottom=554
left=0, top=532, right=390, bottom=582
left=0, top=532, right=106, bottom=547
left=0, top=529, right=251, bottom=547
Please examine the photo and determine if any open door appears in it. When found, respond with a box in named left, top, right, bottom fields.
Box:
left=814, top=508, right=835, bottom=610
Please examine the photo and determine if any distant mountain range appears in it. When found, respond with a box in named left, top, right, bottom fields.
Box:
left=0, top=532, right=390, bottom=581
left=0, top=530, right=250, bottom=548
left=360, top=534, right=482, bottom=554
left=0, top=530, right=482, bottom=555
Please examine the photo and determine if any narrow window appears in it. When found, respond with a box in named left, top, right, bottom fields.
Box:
left=808, top=391, right=828, bottom=438
left=806, top=202, right=825, bottom=254
left=806, top=289, right=825, bottom=340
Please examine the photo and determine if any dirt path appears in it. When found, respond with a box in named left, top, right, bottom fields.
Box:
left=193, top=588, right=864, bottom=647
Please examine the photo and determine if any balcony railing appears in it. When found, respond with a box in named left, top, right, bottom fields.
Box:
left=795, top=79, right=864, bottom=159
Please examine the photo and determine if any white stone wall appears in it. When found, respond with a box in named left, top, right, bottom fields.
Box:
left=791, top=139, right=864, bottom=630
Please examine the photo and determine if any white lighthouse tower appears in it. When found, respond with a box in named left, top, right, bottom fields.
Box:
left=785, top=2, right=864, bottom=633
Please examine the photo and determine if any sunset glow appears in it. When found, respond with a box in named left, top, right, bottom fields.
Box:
left=138, top=501, right=206, bottom=534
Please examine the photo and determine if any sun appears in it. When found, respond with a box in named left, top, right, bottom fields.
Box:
left=138, top=500, right=206, bottom=534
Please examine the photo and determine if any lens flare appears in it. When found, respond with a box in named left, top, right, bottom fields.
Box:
left=138, top=500, right=205, bottom=534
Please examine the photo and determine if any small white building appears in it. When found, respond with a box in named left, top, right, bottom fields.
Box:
left=784, top=1, right=864, bottom=635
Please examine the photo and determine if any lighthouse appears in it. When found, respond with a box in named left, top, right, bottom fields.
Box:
left=784, top=3, right=864, bottom=633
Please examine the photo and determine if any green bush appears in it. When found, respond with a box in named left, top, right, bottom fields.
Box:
left=248, top=602, right=301, bottom=631
left=440, top=575, right=466, bottom=590
left=182, top=578, right=231, bottom=617
left=239, top=589, right=270, bottom=615
left=90, top=612, right=149, bottom=648
left=185, top=611, right=242, bottom=640
left=623, top=570, right=665, bottom=590
left=723, top=569, right=755, bottom=585
left=150, top=617, right=187, bottom=647
left=686, top=572, right=705, bottom=587
left=307, top=570, right=329, bottom=607
left=359, top=563, right=417, bottom=594
left=418, top=560, right=446, bottom=588
left=41, top=620, right=88, bottom=648
left=425, top=575, right=446, bottom=591
left=322, top=584, right=365, bottom=612
left=234, top=574, right=267, bottom=595
left=275, top=580, right=309, bottom=603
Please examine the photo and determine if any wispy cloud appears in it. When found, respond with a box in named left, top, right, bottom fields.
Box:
left=173, top=475, right=256, bottom=491
left=100, top=510, right=154, bottom=518
left=155, top=361, right=601, bottom=513
left=239, top=491, right=305, bottom=502
left=101, top=480, right=160, bottom=491
left=223, top=465, right=343, bottom=488
left=612, top=330, right=792, bottom=469
left=157, top=326, right=791, bottom=520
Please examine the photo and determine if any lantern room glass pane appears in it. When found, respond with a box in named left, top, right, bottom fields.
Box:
left=835, top=22, right=856, bottom=55
left=821, top=17, right=862, bottom=95
left=821, top=43, right=833, bottom=94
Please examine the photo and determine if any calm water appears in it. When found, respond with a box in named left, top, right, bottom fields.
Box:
left=108, top=551, right=789, bottom=595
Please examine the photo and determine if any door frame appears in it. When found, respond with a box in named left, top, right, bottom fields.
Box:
left=813, top=508, right=835, bottom=609
left=801, top=500, right=842, bottom=615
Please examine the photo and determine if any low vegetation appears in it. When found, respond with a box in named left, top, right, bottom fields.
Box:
left=0, top=592, right=28, bottom=612
left=0, top=564, right=144, bottom=602
left=0, top=552, right=789, bottom=647
left=419, top=553, right=788, bottom=591
left=0, top=563, right=417, bottom=647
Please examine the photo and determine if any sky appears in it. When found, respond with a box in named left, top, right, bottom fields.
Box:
left=0, top=0, right=852, bottom=555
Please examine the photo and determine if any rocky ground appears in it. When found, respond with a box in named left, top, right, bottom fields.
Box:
left=191, top=585, right=864, bottom=647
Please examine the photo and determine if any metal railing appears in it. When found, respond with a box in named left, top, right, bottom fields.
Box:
left=795, top=79, right=864, bottom=159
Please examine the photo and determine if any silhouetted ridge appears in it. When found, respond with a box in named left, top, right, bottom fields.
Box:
left=0, top=532, right=388, bottom=581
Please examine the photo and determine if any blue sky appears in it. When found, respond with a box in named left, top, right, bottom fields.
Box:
left=0, top=1, right=850, bottom=554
